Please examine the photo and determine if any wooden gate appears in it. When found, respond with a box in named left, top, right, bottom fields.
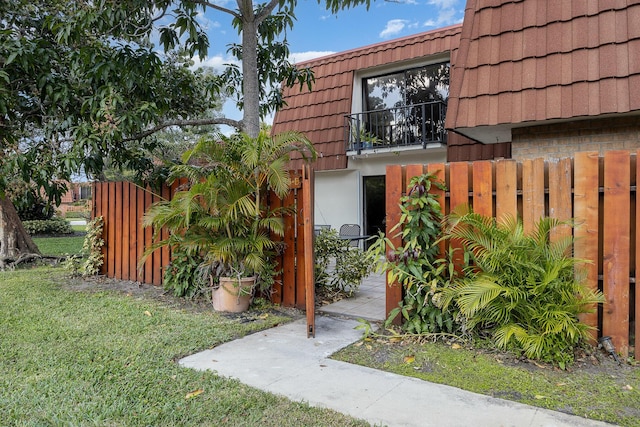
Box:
left=385, top=151, right=638, bottom=359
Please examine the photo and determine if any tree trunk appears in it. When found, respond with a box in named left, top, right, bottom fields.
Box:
left=0, top=197, right=41, bottom=260
left=241, top=5, right=261, bottom=138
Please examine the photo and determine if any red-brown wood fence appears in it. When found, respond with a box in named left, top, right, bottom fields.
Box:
left=385, top=151, right=638, bottom=359
left=92, top=169, right=313, bottom=310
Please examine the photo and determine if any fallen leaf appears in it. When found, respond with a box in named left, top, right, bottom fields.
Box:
left=556, top=382, right=567, bottom=387
left=534, top=395, right=547, bottom=400
left=365, top=344, right=373, bottom=350
left=144, top=310, right=152, bottom=317
left=404, top=355, right=415, bottom=364
left=185, top=389, right=204, bottom=399
left=623, top=384, right=633, bottom=391
left=258, top=313, right=269, bottom=319
left=354, top=341, right=363, bottom=347
left=451, top=343, right=461, bottom=350
left=319, top=364, right=327, bottom=368
left=388, top=336, right=402, bottom=343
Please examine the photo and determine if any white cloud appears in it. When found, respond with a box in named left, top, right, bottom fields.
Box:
left=289, top=51, right=336, bottom=63
left=424, top=0, right=464, bottom=27
left=192, top=54, right=239, bottom=73
left=380, top=19, right=409, bottom=38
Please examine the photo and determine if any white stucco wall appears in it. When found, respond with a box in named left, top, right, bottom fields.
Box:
left=314, top=169, right=361, bottom=230
left=314, top=148, right=447, bottom=232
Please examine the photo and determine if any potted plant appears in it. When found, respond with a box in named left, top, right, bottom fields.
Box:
left=142, top=130, right=316, bottom=312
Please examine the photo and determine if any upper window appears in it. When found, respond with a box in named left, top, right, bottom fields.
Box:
left=346, top=62, right=450, bottom=151
left=363, top=63, right=449, bottom=111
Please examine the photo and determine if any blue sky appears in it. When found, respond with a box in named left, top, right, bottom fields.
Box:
left=192, top=0, right=465, bottom=127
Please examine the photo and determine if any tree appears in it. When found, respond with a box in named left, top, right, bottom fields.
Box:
left=0, top=0, right=372, bottom=263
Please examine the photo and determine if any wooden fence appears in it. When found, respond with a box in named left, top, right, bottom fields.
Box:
left=92, top=169, right=313, bottom=310
left=386, top=151, right=638, bottom=359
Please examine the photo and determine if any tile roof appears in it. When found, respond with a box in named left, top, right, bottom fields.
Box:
left=273, top=25, right=466, bottom=170
left=446, top=0, right=640, bottom=143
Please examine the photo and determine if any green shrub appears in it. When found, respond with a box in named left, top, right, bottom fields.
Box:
left=367, top=173, right=458, bottom=335
left=314, top=229, right=371, bottom=296
left=163, top=248, right=208, bottom=298
left=441, top=212, right=604, bottom=367
left=23, top=217, right=73, bottom=235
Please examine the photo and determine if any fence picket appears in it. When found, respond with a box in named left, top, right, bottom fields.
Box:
left=573, top=152, right=600, bottom=342
left=472, top=160, right=493, bottom=217
left=521, top=158, right=545, bottom=233
left=495, top=159, right=517, bottom=223
left=385, top=165, right=404, bottom=323
left=602, top=151, right=631, bottom=357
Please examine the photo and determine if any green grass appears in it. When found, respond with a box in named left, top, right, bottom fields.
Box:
left=0, top=268, right=368, bottom=426
left=32, top=235, right=85, bottom=256
left=334, top=336, right=640, bottom=426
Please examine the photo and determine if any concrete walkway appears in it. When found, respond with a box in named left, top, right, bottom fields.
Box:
left=180, top=315, right=614, bottom=427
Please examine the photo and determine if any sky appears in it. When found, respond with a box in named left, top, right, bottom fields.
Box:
left=192, top=0, right=466, bottom=129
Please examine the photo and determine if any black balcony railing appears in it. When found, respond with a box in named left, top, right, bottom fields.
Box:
left=345, top=101, right=447, bottom=153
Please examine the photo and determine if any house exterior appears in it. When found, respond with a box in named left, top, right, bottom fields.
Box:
left=272, top=0, right=640, bottom=234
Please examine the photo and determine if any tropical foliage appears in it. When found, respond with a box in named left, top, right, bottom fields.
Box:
left=441, top=212, right=604, bottom=367
left=143, top=130, right=316, bottom=292
left=367, top=173, right=458, bottom=334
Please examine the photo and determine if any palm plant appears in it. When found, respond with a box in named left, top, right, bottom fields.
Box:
left=441, top=211, right=604, bottom=366
left=142, top=130, right=316, bottom=297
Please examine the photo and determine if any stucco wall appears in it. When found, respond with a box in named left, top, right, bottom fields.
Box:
left=511, top=116, right=640, bottom=160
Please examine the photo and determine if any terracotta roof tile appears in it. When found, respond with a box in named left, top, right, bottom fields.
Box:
left=522, top=27, right=537, bottom=58
left=629, top=5, right=640, bottom=38
left=521, top=88, right=537, bottom=121
left=560, top=52, right=573, bottom=85
left=629, top=38, right=640, bottom=74
left=497, top=91, right=513, bottom=123
left=546, top=22, right=563, bottom=53
left=600, top=78, right=619, bottom=112
left=614, top=10, right=629, bottom=43
left=547, top=0, right=563, bottom=23
left=545, top=85, right=562, bottom=119
left=535, top=89, right=547, bottom=120
left=560, top=85, right=573, bottom=117
left=588, top=82, right=600, bottom=115
left=616, top=78, right=630, bottom=112
left=571, top=1, right=588, bottom=17
left=599, top=43, right=618, bottom=78
left=500, top=1, right=520, bottom=32
left=587, top=48, right=600, bottom=81
left=522, top=0, right=537, bottom=28
left=521, top=57, right=536, bottom=88
left=572, top=82, right=590, bottom=116
left=546, top=54, right=562, bottom=86
left=571, top=49, right=589, bottom=81
left=498, top=61, right=513, bottom=92
left=536, top=1, right=548, bottom=26
left=598, top=10, right=617, bottom=45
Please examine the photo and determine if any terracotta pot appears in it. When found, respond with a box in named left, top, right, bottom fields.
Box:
left=211, top=276, right=256, bottom=312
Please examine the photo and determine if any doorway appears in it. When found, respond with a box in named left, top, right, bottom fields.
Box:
left=363, top=175, right=385, bottom=248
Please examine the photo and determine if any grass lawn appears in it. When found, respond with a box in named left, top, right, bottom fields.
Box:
left=0, top=267, right=368, bottom=426
left=32, top=235, right=85, bottom=256
left=334, top=334, right=640, bottom=426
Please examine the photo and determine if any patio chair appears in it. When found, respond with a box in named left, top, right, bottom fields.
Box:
left=339, top=223, right=361, bottom=247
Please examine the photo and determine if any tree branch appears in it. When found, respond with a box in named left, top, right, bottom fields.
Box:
left=255, top=0, right=281, bottom=24
left=122, top=117, right=243, bottom=142
left=192, top=0, right=241, bottom=19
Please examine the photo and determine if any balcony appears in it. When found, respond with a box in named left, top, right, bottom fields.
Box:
left=345, top=101, right=447, bottom=154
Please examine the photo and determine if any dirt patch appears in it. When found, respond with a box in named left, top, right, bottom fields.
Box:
left=58, top=274, right=304, bottom=319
